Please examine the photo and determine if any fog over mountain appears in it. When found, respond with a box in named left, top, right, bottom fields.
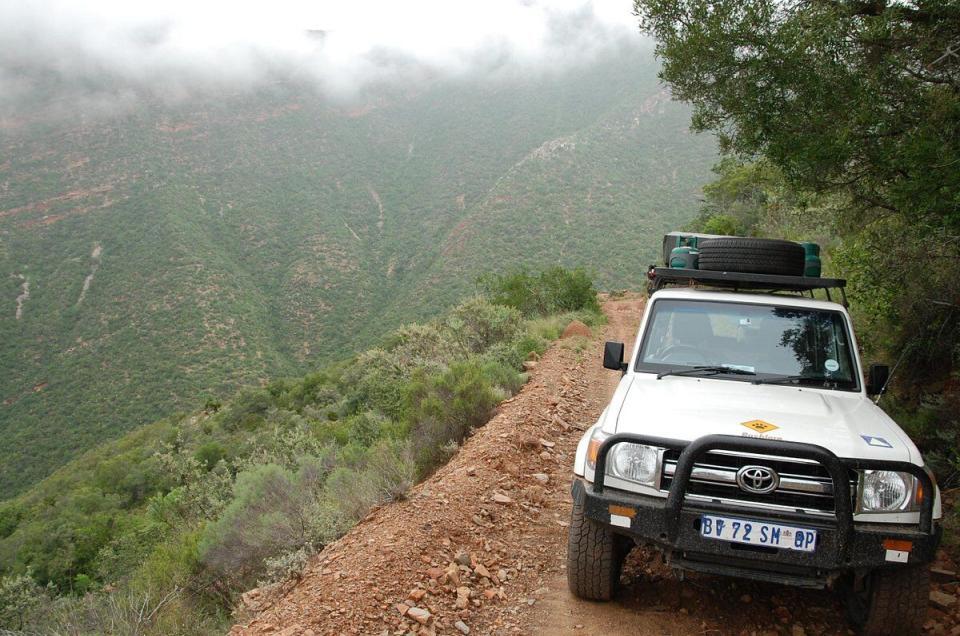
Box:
left=0, top=0, right=645, bottom=121
left=0, top=0, right=716, bottom=497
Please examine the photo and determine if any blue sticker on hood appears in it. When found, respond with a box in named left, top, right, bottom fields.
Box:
left=861, top=435, right=893, bottom=449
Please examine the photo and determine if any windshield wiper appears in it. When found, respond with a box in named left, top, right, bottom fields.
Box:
left=752, top=374, right=829, bottom=386
left=657, top=365, right=757, bottom=380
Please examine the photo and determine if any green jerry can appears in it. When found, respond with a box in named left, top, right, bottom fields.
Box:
left=800, top=242, right=821, bottom=277
left=669, top=246, right=699, bottom=269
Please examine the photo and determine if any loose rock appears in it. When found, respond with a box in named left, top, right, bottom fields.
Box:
left=931, top=590, right=957, bottom=611
left=933, top=568, right=958, bottom=582
left=407, top=607, right=431, bottom=625
left=519, top=436, right=540, bottom=450
left=444, top=562, right=460, bottom=586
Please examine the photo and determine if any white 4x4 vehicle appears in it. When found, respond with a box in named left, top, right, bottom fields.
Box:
left=568, top=251, right=940, bottom=635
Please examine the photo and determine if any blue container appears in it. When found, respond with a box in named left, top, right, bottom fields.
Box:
left=800, top=242, right=821, bottom=277
left=669, top=247, right=699, bottom=269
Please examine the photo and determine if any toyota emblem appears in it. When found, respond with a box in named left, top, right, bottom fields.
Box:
left=736, top=465, right=779, bottom=495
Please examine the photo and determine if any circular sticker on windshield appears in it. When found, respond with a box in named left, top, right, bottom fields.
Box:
left=825, top=359, right=840, bottom=372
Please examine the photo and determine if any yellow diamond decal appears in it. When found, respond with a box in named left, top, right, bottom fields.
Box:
left=741, top=419, right=779, bottom=434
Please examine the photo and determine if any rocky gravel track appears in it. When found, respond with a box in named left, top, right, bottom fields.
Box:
left=231, top=293, right=960, bottom=636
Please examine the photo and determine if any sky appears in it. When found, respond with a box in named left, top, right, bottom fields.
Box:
left=0, top=0, right=646, bottom=119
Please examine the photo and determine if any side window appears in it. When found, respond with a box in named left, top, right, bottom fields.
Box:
left=644, top=308, right=672, bottom=360
left=830, top=315, right=856, bottom=381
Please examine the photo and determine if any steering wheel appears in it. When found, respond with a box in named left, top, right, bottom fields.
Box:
left=659, top=344, right=709, bottom=365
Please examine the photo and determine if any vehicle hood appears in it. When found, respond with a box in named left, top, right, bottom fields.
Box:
left=610, top=374, right=921, bottom=464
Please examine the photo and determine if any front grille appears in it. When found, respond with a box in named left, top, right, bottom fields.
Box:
left=660, top=449, right=857, bottom=515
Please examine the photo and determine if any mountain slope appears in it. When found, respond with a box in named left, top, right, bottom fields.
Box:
left=408, top=87, right=709, bottom=313
left=0, top=43, right=716, bottom=495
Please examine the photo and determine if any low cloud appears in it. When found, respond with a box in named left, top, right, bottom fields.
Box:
left=0, top=0, right=647, bottom=122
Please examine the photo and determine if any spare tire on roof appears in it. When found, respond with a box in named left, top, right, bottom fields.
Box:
left=697, top=237, right=805, bottom=276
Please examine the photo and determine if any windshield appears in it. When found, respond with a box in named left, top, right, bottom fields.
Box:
left=636, top=299, right=859, bottom=390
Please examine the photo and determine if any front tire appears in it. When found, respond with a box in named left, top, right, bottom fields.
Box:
left=846, top=564, right=930, bottom=635
left=567, top=499, right=626, bottom=600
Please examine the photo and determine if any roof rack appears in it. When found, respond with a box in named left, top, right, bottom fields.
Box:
left=647, top=267, right=848, bottom=306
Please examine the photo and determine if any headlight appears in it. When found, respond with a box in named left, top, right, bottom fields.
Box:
left=585, top=429, right=662, bottom=489
left=856, top=470, right=919, bottom=513
left=609, top=443, right=660, bottom=486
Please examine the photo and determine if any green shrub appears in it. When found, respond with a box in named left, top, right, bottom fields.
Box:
left=406, top=359, right=509, bottom=472
left=361, top=439, right=417, bottom=503
left=220, top=388, right=273, bottom=431
left=21, top=579, right=219, bottom=636
left=95, top=514, right=169, bottom=583
left=73, top=573, right=92, bottom=595
left=446, top=297, right=524, bottom=353
left=198, top=458, right=333, bottom=592
left=0, top=570, right=42, bottom=629
left=92, top=453, right=170, bottom=507
left=513, top=333, right=549, bottom=361
left=260, top=547, right=310, bottom=586
left=478, top=266, right=600, bottom=316
left=536, top=266, right=601, bottom=314
left=341, top=349, right=408, bottom=420
left=343, top=411, right=392, bottom=447
left=701, top=213, right=739, bottom=235
left=321, top=439, right=415, bottom=525
left=323, top=467, right=375, bottom=523
left=0, top=503, right=21, bottom=540
left=130, top=529, right=201, bottom=599
left=382, top=322, right=457, bottom=366
left=194, top=442, right=227, bottom=471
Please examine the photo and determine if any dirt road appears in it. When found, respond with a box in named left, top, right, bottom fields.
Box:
left=231, top=294, right=894, bottom=635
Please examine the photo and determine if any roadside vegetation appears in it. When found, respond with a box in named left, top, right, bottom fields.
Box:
left=0, top=267, right=603, bottom=634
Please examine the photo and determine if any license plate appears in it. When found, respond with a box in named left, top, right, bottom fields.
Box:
left=700, top=514, right=818, bottom=552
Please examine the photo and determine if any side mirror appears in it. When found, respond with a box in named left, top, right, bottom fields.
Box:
left=866, top=363, right=890, bottom=396
left=603, top=341, right=627, bottom=372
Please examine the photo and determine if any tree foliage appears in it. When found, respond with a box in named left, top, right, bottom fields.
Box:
left=637, top=0, right=960, bottom=390
left=0, top=570, right=41, bottom=630
left=635, top=0, right=960, bottom=228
